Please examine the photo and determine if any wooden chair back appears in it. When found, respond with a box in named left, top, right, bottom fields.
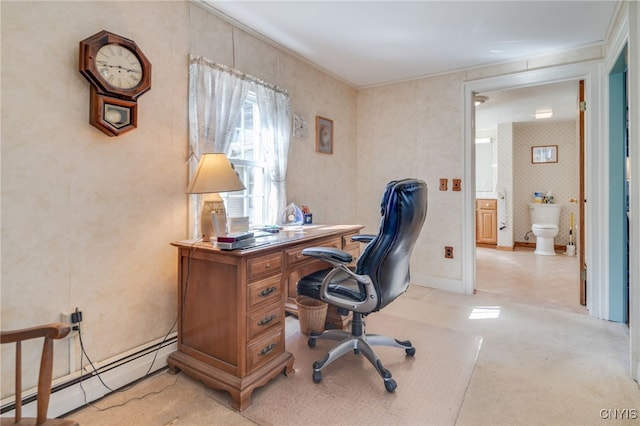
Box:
left=1, top=323, right=78, bottom=426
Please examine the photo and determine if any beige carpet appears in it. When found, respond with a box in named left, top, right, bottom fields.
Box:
left=205, top=314, right=482, bottom=426
left=67, top=286, right=639, bottom=425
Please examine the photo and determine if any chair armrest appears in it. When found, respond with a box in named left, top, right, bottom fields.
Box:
left=1, top=323, right=70, bottom=344
left=352, top=234, right=376, bottom=243
left=302, top=247, right=378, bottom=313
left=301, top=247, right=353, bottom=264
left=2, top=322, right=72, bottom=425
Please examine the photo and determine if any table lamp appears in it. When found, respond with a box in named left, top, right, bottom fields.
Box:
left=186, top=153, right=245, bottom=242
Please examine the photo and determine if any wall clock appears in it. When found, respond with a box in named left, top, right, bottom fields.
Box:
left=79, top=30, right=151, bottom=136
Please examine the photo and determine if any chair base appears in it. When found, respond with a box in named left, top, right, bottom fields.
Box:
left=306, top=313, right=415, bottom=392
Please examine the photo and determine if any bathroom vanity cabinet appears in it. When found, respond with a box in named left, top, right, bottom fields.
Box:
left=476, top=199, right=497, bottom=245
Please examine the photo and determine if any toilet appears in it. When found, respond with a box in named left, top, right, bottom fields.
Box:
left=529, top=203, right=562, bottom=256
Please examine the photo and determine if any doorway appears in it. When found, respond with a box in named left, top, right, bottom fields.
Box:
left=472, top=81, right=585, bottom=313
left=461, top=61, right=608, bottom=320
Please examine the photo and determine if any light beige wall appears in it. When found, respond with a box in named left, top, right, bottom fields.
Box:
left=358, top=72, right=467, bottom=286
left=512, top=120, right=579, bottom=246
left=496, top=123, right=514, bottom=248
left=1, top=1, right=357, bottom=395
left=356, top=47, right=603, bottom=289
left=1, top=0, right=189, bottom=396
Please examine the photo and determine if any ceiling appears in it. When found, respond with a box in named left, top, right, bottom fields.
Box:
left=476, top=80, right=580, bottom=131
left=201, top=1, right=616, bottom=127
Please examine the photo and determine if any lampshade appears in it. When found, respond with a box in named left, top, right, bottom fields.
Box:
left=186, top=153, right=245, bottom=194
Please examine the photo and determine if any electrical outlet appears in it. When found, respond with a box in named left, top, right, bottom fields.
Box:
left=444, top=246, right=454, bottom=259
left=61, top=308, right=83, bottom=333
left=452, top=179, right=461, bottom=191
left=439, top=178, right=448, bottom=191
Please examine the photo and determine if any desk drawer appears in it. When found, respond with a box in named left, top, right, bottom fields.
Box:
left=285, top=237, right=341, bottom=267
left=248, top=252, right=282, bottom=281
left=247, top=329, right=283, bottom=372
left=247, top=275, right=282, bottom=311
left=345, top=248, right=360, bottom=267
left=342, top=233, right=361, bottom=252
left=247, top=301, right=282, bottom=341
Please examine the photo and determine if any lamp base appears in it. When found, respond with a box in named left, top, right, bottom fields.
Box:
left=201, top=199, right=227, bottom=242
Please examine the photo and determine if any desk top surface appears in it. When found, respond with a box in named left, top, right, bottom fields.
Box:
left=172, top=224, right=364, bottom=256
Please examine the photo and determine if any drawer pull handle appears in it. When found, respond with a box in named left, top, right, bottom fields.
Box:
left=258, top=314, right=277, bottom=326
left=259, top=343, right=276, bottom=356
left=265, top=263, right=271, bottom=269
left=259, top=286, right=277, bottom=297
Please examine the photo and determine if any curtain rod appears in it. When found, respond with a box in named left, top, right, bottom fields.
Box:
left=189, top=55, right=289, bottom=96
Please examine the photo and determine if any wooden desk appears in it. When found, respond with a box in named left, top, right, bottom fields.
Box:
left=167, top=224, right=363, bottom=410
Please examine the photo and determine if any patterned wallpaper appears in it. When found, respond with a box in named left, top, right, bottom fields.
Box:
left=495, top=123, right=514, bottom=248
left=512, top=120, right=579, bottom=246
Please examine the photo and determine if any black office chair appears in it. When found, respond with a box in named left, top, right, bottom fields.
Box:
left=296, top=178, right=428, bottom=392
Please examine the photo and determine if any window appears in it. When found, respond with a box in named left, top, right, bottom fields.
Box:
left=188, top=57, right=291, bottom=239
left=222, top=92, right=270, bottom=227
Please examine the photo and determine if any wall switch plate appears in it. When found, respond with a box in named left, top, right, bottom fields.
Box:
left=439, top=178, right=448, bottom=191
left=452, top=179, right=461, bottom=191
left=444, top=246, right=454, bottom=259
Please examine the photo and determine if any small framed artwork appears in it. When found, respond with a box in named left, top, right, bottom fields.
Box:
left=293, top=114, right=308, bottom=139
left=316, top=116, right=333, bottom=154
left=531, top=145, right=558, bottom=164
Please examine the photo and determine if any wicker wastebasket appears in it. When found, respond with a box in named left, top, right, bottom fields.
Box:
left=296, top=296, right=328, bottom=336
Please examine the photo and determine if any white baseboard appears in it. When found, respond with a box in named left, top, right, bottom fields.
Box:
left=414, top=276, right=465, bottom=293
left=1, top=336, right=177, bottom=420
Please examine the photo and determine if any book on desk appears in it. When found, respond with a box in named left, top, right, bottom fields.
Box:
left=214, top=231, right=255, bottom=250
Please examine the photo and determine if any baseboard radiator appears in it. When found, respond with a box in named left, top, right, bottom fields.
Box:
left=1, top=334, right=177, bottom=419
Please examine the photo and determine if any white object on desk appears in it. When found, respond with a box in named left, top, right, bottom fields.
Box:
left=228, top=216, right=250, bottom=233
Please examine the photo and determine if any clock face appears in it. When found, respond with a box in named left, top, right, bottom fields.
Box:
left=95, top=44, right=143, bottom=90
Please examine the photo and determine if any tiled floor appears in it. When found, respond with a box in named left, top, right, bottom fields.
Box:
left=475, top=246, right=588, bottom=314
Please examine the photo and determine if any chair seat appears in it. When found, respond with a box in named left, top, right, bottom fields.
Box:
left=297, top=267, right=366, bottom=303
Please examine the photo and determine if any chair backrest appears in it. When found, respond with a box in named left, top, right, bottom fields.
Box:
left=355, top=179, right=428, bottom=311
left=1, top=323, right=75, bottom=426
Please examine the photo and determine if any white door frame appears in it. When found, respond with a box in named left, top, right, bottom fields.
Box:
left=461, top=61, right=608, bottom=319
left=605, top=1, right=639, bottom=382
left=628, top=0, right=640, bottom=384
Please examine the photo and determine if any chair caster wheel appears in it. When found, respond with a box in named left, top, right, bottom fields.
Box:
left=307, top=337, right=316, bottom=348
left=312, top=370, right=322, bottom=383
left=406, top=347, right=416, bottom=356
left=384, top=379, right=397, bottom=393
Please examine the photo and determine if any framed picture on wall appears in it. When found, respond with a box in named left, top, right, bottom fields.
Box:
left=316, top=116, right=333, bottom=154
left=531, top=145, right=558, bottom=164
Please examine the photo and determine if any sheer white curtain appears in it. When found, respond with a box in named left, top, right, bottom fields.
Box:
left=188, top=55, right=291, bottom=235
left=255, top=85, right=292, bottom=224
left=188, top=56, right=250, bottom=238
